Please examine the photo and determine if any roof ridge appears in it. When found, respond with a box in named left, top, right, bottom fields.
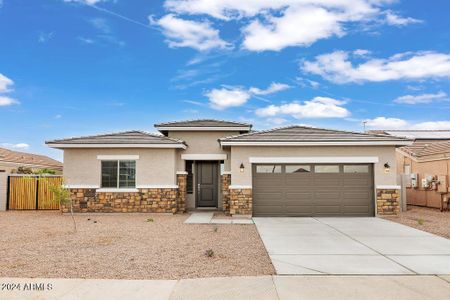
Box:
left=45, top=130, right=185, bottom=144
left=154, top=119, right=252, bottom=127
left=220, top=125, right=409, bottom=141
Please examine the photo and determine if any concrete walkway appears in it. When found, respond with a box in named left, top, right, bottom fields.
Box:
left=184, top=212, right=253, bottom=224
left=1, top=276, right=449, bottom=300
left=254, top=217, right=450, bottom=275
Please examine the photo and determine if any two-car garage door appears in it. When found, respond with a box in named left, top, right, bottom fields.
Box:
left=252, top=164, right=374, bottom=217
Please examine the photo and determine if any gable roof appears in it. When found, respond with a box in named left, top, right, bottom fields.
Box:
left=0, top=147, right=62, bottom=170
left=154, top=119, right=252, bottom=131
left=399, top=140, right=450, bottom=159
left=368, top=130, right=450, bottom=140
left=46, top=130, right=186, bottom=149
left=220, top=126, right=412, bottom=146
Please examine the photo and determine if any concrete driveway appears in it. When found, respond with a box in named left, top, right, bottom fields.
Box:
left=253, top=217, right=450, bottom=275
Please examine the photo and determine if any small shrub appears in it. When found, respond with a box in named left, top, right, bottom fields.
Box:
left=147, top=218, right=154, bottom=222
left=205, top=249, right=214, bottom=257
left=213, top=226, right=218, bottom=233
left=417, top=218, right=424, bottom=225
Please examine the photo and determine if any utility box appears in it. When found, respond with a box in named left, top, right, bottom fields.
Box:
left=411, top=173, right=418, bottom=188
left=438, top=175, right=448, bottom=193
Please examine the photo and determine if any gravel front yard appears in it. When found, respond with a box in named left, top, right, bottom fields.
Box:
left=0, top=212, right=274, bottom=280
left=383, top=205, right=450, bottom=239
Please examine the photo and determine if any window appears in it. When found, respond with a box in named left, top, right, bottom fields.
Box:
left=186, top=160, right=193, bottom=194
left=286, top=165, right=311, bottom=173
left=343, top=165, right=369, bottom=173
left=256, top=165, right=282, bottom=173
left=315, top=165, right=340, bottom=173
left=101, top=160, right=135, bottom=188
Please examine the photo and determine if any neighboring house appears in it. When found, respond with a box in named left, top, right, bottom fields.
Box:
left=370, top=130, right=450, bottom=209
left=0, top=147, right=63, bottom=211
left=0, top=147, right=63, bottom=174
left=46, top=119, right=411, bottom=217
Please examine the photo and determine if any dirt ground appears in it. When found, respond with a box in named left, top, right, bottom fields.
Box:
left=383, top=205, right=450, bottom=239
left=0, top=212, right=275, bottom=280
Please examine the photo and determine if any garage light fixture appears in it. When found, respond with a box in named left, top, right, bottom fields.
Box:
left=384, top=163, right=390, bottom=173
left=239, top=163, right=245, bottom=172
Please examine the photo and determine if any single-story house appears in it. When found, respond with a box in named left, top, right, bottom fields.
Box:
left=369, top=130, right=450, bottom=210
left=0, top=147, right=62, bottom=174
left=46, top=119, right=411, bottom=217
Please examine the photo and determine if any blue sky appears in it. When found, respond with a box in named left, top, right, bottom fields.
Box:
left=0, top=0, right=449, bottom=160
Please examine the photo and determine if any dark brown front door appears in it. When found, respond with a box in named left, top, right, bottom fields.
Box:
left=196, top=162, right=218, bottom=207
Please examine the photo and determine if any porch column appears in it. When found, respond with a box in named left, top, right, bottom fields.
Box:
left=176, top=171, right=187, bottom=213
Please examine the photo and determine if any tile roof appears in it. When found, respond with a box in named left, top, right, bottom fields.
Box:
left=400, top=140, right=450, bottom=158
left=154, top=119, right=252, bottom=128
left=220, top=126, right=411, bottom=143
left=369, top=130, right=450, bottom=140
left=46, top=130, right=184, bottom=145
left=0, top=148, right=62, bottom=170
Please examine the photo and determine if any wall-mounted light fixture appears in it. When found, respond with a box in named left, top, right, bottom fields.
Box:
left=384, top=162, right=391, bottom=173
left=239, top=163, right=245, bottom=173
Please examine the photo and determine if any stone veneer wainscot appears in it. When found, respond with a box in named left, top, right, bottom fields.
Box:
left=221, top=174, right=231, bottom=214
left=67, top=188, right=179, bottom=213
left=229, top=188, right=252, bottom=215
left=376, top=189, right=400, bottom=215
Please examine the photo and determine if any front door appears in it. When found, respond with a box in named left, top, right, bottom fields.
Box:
left=196, top=162, right=218, bottom=207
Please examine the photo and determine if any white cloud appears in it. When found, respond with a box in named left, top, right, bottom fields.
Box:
left=0, top=73, right=13, bottom=93
left=242, top=5, right=345, bottom=51
left=150, top=14, right=231, bottom=51
left=256, top=97, right=350, bottom=119
left=38, top=31, right=54, bottom=43
left=365, top=117, right=450, bottom=130
left=205, top=82, right=290, bottom=109
left=0, top=96, right=19, bottom=106
left=90, top=18, right=111, bottom=33
left=163, top=0, right=419, bottom=52
left=267, top=117, right=288, bottom=125
left=412, top=121, right=450, bottom=130
left=205, top=87, right=251, bottom=109
left=302, top=50, right=450, bottom=83
left=394, top=91, right=448, bottom=104
left=385, top=10, right=422, bottom=26
left=364, top=117, right=408, bottom=129
left=0, top=73, right=19, bottom=106
left=1, top=143, right=30, bottom=150
left=64, top=0, right=105, bottom=5
left=353, top=49, right=371, bottom=57
left=249, top=82, right=290, bottom=95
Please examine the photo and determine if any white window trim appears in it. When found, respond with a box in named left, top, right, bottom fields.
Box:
left=136, top=185, right=178, bottom=189
left=97, top=155, right=139, bottom=160
left=376, top=185, right=401, bottom=190
left=101, top=160, right=136, bottom=189
left=96, top=188, right=139, bottom=193
left=249, top=156, right=380, bottom=164
left=176, top=171, right=188, bottom=175
left=63, top=185, right=99, bottom=189
left=229, top=185, right=252, bottom=189
left=48, top=143, right=186, bottom=149
left=181, top=154, right=227, bottom=160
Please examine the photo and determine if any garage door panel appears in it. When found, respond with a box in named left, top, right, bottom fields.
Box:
left=252, top=163, right=374, bottom=217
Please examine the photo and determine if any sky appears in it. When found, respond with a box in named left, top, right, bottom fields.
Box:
left=0, top=0, right=449, bottom=161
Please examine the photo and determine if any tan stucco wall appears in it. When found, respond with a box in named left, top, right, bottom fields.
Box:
left=0, top=172, right=7, bottom=211
left=63, top=148, right=177, bottom=186
left=396, top=151, right=449, bottom=208
left=168, top=131, right=238, bottom=171
left=230, top=145, right=398, bottom=187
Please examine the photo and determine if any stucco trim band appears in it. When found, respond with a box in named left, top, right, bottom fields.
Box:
left=136, top=185, right=179, bottom=189
left=249, top=156, right=380, bottom=163
left=181, top=154, right=227, bottom=160
left=97, top=155, right=140, bottom=160
left=96, top=188, right=139, bottom=193
left=48, top=144, right=186, bottom=149
left=221, top=141, right=411, bottom=146
left=376, top=185, right=401, bottom=189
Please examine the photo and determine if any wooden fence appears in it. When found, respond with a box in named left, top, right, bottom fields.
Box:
left=7, top=175, right=62, bottom=210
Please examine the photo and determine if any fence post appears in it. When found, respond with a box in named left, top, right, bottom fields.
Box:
left=0, top=173, right=7, bottom=211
